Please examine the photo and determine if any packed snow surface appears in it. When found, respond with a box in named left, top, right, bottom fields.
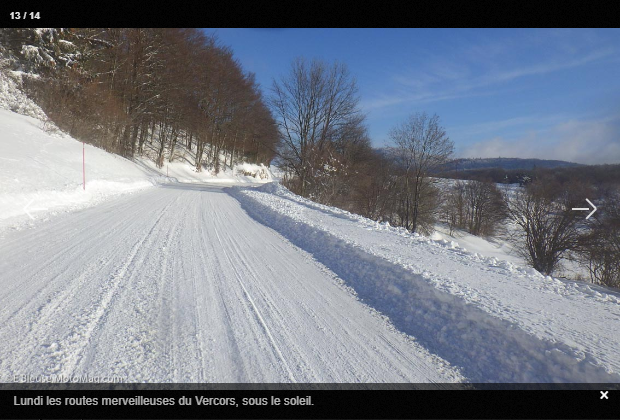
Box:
left=1, top=180, right=619, bottom=383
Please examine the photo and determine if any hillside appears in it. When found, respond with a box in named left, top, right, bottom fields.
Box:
left=0, top=71, right=274, bottom=230
left=444, top=157, right=582, bottom=171
left=374, top=149, right=581, bottom=172
left=0, top=28, right=278, bottom=177
left=0, top=109, right=158, bottom=230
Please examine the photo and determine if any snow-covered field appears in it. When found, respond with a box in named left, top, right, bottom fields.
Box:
left=433, top=178, right=589, bottom=281
left=432, top=225, right=523, bottom=266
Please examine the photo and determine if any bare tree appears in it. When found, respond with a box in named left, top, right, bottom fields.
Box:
left=504, top=180, right=587, bottom=275
left=464, top=180, right=506, bottom=236
left=388, top=113, right=453, bottom=233
left=351, top=151, right=398, bottom=221
left=575, top=189, right=620, bottom=288
left=443, top=180, right=506, bottom=237
left=270, top=58, right=365, bottom=198
left=442, top=180, right=466, bottom=236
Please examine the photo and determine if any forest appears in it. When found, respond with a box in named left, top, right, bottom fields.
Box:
left=0, top=28, right=278, bottom=172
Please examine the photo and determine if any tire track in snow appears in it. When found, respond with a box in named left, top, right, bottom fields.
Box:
left=156, top=200, right=184, bottom=382
left=187, top=195, right=248, bottom=381
left=0, top=191, right=165, bottom=376
left=209, top=197, right=297, bottom=382
left=0, top=257, right=109, bottom=376
left=214, top=192, right=458, bottom=383
left=0, top=193, right=144, bottom=327
left=58, top=195, right=179, bottom=377
left=166, top=197, right=208, bottom=382
left=4, top=194, right=177, bottom=378
left=223, top=230, right=321, bottom=381
left=72, top=193, right=183, bottom=380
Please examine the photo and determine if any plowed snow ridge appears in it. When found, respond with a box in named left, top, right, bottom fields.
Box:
left=231, top=183, right=620, bottom=383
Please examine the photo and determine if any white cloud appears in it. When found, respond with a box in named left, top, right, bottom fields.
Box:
left=449, top=114, right=567, bottom=138
left=460, top=116, right=620, bottom=164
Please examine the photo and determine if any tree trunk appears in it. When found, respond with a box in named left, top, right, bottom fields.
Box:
left=156, top=123, right=167, bottom=168
left=138, top=122, right=148, bottom=154
left=195, top=137, right=204, bottom=172
left=130, top=123, right=139, bottom=157
left=168, top=127, right=178, bottom=162
left=121, top=124, right=132, bottom=158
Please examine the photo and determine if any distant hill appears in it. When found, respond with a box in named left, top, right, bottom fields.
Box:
left=441, top=157, right=582, bottom=172
left=373, top=149, right=582, bottom=172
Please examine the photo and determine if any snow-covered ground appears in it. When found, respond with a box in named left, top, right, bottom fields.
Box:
left=434, top=178, right=594, bottom=283
left=2, top=155, right=619, bottom=382
left=231, top=183, right=620, bottom=382
left=432, top=224, right=523, bottom=266
left=0, top=71, right=161, bottom=230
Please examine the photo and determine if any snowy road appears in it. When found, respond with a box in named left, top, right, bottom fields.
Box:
left=0, top=183, right=462, bottom=383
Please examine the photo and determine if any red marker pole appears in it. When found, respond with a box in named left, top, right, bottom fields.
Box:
left=83, top=142, right=85, bottom=190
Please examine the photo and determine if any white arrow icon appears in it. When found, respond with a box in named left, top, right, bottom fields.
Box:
left=23, top=199, right=48, bottom=220
left=572, top=198, right=597, bottom=220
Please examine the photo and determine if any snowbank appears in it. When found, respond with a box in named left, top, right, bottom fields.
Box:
left=0, top=109, right=159, bottom=230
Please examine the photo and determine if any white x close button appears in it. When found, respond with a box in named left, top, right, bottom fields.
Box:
left=600, top=391, right=609, bottom=399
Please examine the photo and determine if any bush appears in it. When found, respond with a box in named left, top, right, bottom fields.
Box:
left=575, top=190, right=620, bottom=288
left=442, top=180, right=506, bottom=237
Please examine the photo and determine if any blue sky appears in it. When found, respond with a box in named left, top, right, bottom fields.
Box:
left=209, top=29, right=620, bottom=164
